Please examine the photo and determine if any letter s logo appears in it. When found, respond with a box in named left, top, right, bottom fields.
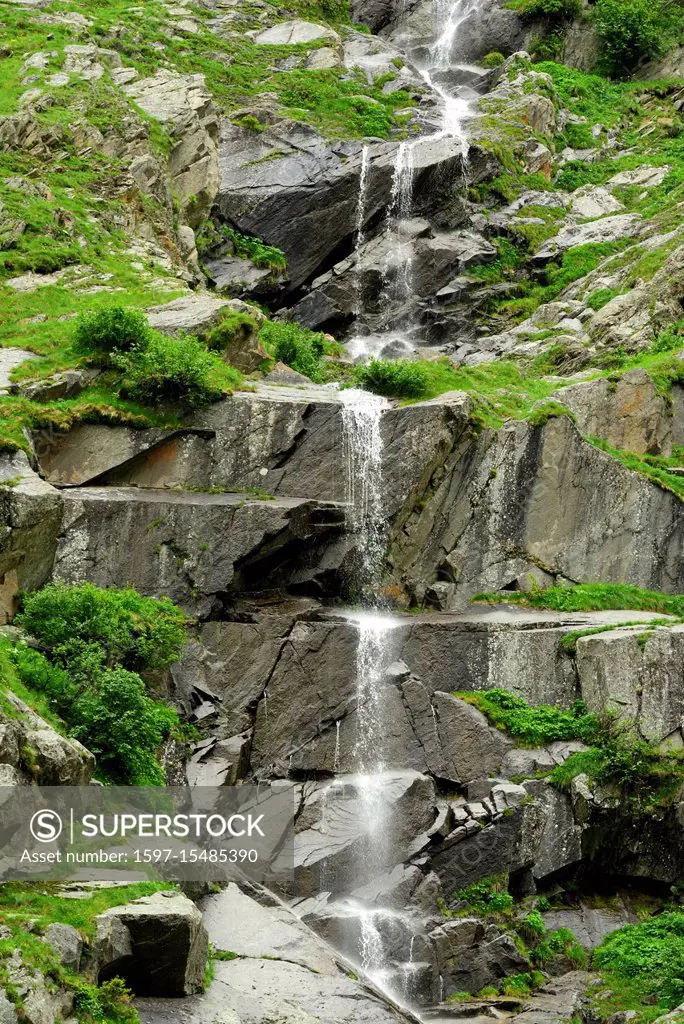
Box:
left=30, top=810, right=63, bottom=843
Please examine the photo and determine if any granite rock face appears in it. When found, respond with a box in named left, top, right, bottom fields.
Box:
left=215, top=124, right=465, bottom=291
left=137, top=882, right=416, bottom=1024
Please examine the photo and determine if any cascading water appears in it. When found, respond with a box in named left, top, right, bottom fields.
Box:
left=383, top=139, right=416, bottom=307
left=328, top=0, right=489, bottom=1006
left=348, top=0, right=484, bottom=360
left=353, top=145, right=372, bottom=319
left=340, top=388, right=389, bottom=600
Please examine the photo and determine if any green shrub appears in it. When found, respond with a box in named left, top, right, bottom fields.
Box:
left=13, top=646, right=176, bottom=784
left=456, top=688, right=601, bottom=746
left=223, top=228, right=286, bottom=271
left=561, top=121, right=595, bottom=150
left=594, top=0, right=666, bottom=75
left=593, top=913, right=684, bottom=1010
left=651, top=323, right=684, bottom=354
left=116, top=333, right=235, bottom=408
left=259, top=320, right=327, bottom=381
left=482, top=51, right=505, bottom=67
left=510, top=0, right=581, bottom=19
left=18, top=582, right=187, bottom=672
left=354, top=358, right=429, bottom=398
left=73, top=978, right=139, bottom=1024
left=15, top=583, right=188, bottom=784
left=205, top=312, right=260, bottom=353
left=74, top=306, right=150, bottom=365
left=535, top=927, right=588, bottom=969
left=453, top=877, right=514, bottom=915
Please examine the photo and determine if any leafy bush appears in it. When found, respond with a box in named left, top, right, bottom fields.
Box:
left=594, top=0, right=666, bottom=75
left=533, top=926, right=588, bottom=969
left=456, top=688, right=601, bottom=746
left=74, top=306, right=150, bottom=365
left=18, top=582, right=187, bottom=672
left=510, top=0, right=581, bottom=19
left=205, top=312, right=260, bottom=353
left=453, top=877, right=514, bottom=915
left=500, top=972, right=545, bottom=996
left=354, top=358, right=429, bottom=398
left=651, top=323, right=684, bottom=354
left=482, top=51, right=505, bottom=67
left=259, top=320, right=327, bottom=381
left=549, top=735, right=684, bottom=803
left=593, top=913, right=684, bottom=1010
left=116, top=333, right=235, bottom=408
left=223, top=228, right=286, bottom=271
left=561, top=121, right=595, bottom=149
left=15, top=583, right=188, bottom=784
left=13, top=644, right=177, bottom=784
left=73, top=978, right=139, bottom=1024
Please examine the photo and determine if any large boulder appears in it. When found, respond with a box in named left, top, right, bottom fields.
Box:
left=138, top=882, right=417, bottom=1024
left=215, top=124, right=464, bottom=290
left=94, top=891, right=208, bottom=996
left=0, top=689, right=94, bottom=786
left=576, top=625, right=684, bottom=745
left=552, top=368, right=672, bottom=455
left=124, top=71, right=219, bottom=227
left=0, top=453, right=62, bottom=623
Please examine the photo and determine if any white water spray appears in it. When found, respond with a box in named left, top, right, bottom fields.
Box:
left=340, top=388, right=389, bottom=599
left=354, top=146, right=372, bottom=318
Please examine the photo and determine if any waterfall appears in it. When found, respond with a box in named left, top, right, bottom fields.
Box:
left=384, top=140, right=416, bottom=306
left=430, top=0, right=482, bottom=68
left=359, top=909, right=385, bottom=978
left=329, top=0, right=488, bottom=1004
left=340, top=388, right=389, bottom=601
left=354, top=145, right=372, bottom=318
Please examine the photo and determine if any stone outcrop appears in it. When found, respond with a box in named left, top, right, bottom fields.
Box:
left=390, top=413, right=684, bottom=608
left=0, top=687, right=94, bottom=786
left=95, top=891, right=208, bottom=996
left=137, top=882, right=416, bottom=1024
left=215, top=125, right=465, bottom=291
left=52, top=485, right=346, bottom=616
left=551, top=369, right=673, bottom=455
left=0, top=454, right=62, bottom=623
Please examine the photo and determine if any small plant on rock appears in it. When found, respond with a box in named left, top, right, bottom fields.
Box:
left=116, top=333, right=237, bottom=409
left=74, top=306, right=150, bottom=365
left=259, top=320, right=327, bottom=381
left=354, top=358, right=429, bottom=398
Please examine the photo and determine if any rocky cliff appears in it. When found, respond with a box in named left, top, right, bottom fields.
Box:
left=3, top=0, right=684, bottom=1022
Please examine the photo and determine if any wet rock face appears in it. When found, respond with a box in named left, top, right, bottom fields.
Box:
left=138, top=881, right=418, bottom=1024
left=215, top=124, right=465, bottom=292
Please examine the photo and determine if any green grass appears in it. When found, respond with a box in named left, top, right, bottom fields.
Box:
left=0, top=636, right=67, bottom=732
left=472, top=583, right=684, bottom=616
left=392, top=358, right=572, bottom=424
left=455, top=688, right=600, bottom=746
left=589, top=913, right=684, bottom=1023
